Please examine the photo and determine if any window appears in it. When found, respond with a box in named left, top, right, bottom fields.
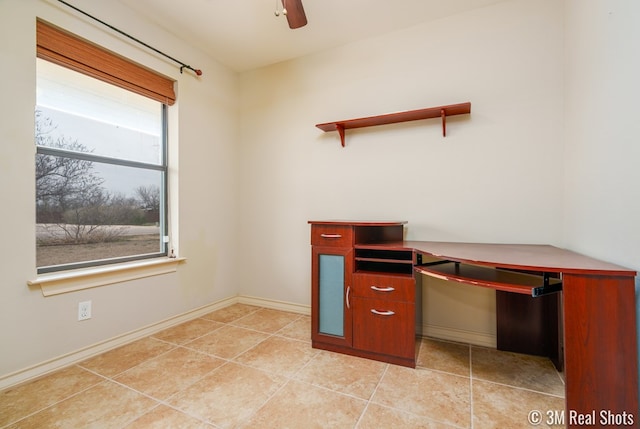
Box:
left=35, top=21, right=175, bottom=273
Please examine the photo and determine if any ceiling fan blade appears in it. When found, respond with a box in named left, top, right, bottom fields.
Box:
left=282, top=0, right=307, bottom=29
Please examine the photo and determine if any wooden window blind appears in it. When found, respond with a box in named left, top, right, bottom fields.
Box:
left=36, top=20, right=176, bottom=105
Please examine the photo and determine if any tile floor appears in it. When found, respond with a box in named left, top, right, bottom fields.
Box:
left=1, top=304, right=565, bottom=428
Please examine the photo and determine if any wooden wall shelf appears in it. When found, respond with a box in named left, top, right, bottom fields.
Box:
left=316, top=102, right=471, bottom=147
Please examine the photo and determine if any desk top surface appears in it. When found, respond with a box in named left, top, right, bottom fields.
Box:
left=307, top=221, right=635, bottom=276
left=308, top=220, right=407, bottom=226
left=362, top=241, right=636, bottom=276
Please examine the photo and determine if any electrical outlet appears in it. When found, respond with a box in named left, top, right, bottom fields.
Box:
left=78, top=300, right=92, bottom=321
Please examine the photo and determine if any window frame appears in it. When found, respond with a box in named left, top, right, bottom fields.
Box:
left=35, top=20, right=174, bottom=274
left=35, top=104, right=169, bottom=274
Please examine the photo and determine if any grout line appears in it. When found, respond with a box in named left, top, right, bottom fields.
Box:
left=1, top=307, right=275, bottom=428
left=118, top=402, right=163, bottom=428
left=84, top=311, right=282, bottom=427
left=0, top=369, right=108, bottom=429
left=81, top=336, right=239, bottom=428
left=414, top=364, right=473, bottom=381
left=555, top=367, right=566, bottom=386
left=2, top=305, right=565, bottom=428
left=468, top=347, right=566, bottom=398
left=232, top=376, right=292, bottom=428
left=471, top=377, right=566, bottom=399
left=355, top=363, right=390, bottom=427
left=105, top=376, right=217, bottom=427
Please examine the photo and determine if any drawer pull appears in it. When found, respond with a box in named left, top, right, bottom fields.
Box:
left=346, top=286, right=351, bottom=309
left=371, top=309, right=395, bottom=316
left=370, top=286, right=395, bottom=292
left=321, top=233, right=342, bottom=238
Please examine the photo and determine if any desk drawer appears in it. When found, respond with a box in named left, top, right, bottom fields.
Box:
left=353, top=273, right=414, bottom=301
left=353, top=297, right=415, bottom=358
left=311, top=225, right=353, bottom=247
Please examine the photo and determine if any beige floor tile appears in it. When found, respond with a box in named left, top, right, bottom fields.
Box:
left=1, top=304, right=573, bottom=429
left=168, top=362, right=286, bottom=428
left=230, top=308, right=301, bottom=333
left=234, top=336, right=317, bottom=377
left=0, top=365, right=103, bottom=427
left=115, top=347, right=225, bottom=400
left=124, top=404, right=213, bottom=428
left=151, top=318, right=224, bottom=345
left=275, top=315, right=311, bottom=342
left=471, top=347, right=565, bottom=396
left=185, top=324, right=269, bottom=359
left=6, top=380, right=156, bottom=429
left=241, top=379, right=367, bottom=429
left=372, top=365, right=471, bottom=428
left=79, top=337, right=174, bottom=377
left=417, top=338, right=470, bottom=377
left=357, top=403, right=456, bottom=429
left=472, top=379, right=565, bottom=428
left=295, top=350, right=386, bottom=400
left=200, top=303, right=260, bottom=323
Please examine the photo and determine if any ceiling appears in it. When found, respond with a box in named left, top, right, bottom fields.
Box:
left=117, top=0, right=506, bottom=73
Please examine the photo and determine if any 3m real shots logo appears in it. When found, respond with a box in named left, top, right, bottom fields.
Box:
left=528, top=409, right=635, bottom=426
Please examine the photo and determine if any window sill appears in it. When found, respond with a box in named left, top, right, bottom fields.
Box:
left=28, top=257, right=186, bottom=296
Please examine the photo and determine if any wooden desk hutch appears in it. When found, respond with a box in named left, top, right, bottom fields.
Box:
left=309, top=220, right=638, bottom=428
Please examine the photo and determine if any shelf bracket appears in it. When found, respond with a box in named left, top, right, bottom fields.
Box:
left=441, top=109, right=446, bottom=137
left=336, top=124, right=346, bottom=147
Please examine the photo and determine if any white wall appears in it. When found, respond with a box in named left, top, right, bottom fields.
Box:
left=0, top=0, right=239, bottom=382
left=3, top=0, right=638, bottom=387
left=563, top=0, right=640, bottom=385
left=237, top=0, right=565, bottom=344
left=563, top=1, right=640, bottom=269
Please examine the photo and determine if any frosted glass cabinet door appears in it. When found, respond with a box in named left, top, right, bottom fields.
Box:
left=319, top=254, right=344, bottom=336
left=311, top=246, right=352, bottom=347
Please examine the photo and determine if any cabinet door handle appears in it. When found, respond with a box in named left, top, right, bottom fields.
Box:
left=345, top=286, right=351, bottom=309
left=320, top=233, right=342, bottom=238
left=371, top=309, right=395, bottom=316
left=370, top=286, right=395, bottom=292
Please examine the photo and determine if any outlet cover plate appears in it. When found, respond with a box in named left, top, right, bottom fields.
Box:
left=78, top=300, right=92, bottom=321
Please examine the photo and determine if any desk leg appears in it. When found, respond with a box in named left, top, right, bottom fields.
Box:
left=496, top=291, right=563, bottom=370
left=563, top=274, right=638, bottom=424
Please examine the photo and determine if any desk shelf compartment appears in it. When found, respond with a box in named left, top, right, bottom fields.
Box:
left=415, top=262, right=562, bottom=297
left=355, top=248, right=414, bottom=276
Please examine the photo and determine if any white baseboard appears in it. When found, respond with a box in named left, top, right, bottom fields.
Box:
left=238, top=295, right=310, bottom=315
left=0, top=295, right=240, bottom=391
left=419, top=323, right=496, bottom=348
left=1, top=296, right=492, bottom=391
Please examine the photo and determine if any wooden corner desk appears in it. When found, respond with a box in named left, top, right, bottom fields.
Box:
left=309, top=220, right=638, bottom=427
